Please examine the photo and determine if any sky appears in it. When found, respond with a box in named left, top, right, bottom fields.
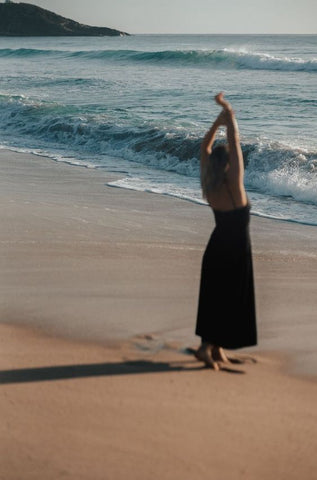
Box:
left=15, top=0, right=317, bottom=34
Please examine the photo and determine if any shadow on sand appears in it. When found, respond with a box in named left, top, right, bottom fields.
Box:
left=0, top=358, right=245, bottom=385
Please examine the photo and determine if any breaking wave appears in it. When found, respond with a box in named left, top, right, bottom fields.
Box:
left=0, top=47, right=316, bottom=72
left=0, top=94, right=316, bottom=208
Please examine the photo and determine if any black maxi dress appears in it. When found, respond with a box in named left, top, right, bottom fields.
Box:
left=195, top=203, right=257, bottom=349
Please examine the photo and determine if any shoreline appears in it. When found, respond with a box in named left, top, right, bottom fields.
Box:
left=2, top=143, right=317, bottom=228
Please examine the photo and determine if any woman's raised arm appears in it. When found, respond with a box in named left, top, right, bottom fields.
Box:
left=200, top=109, right=226, bottom=169
left=215, top=93, right=245, bottom=186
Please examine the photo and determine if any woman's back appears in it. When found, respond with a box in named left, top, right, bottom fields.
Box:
left=205, top=180, right=248, bottom=212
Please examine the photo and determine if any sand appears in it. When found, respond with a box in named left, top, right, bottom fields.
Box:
left=1, top=149, right=317, bottom=479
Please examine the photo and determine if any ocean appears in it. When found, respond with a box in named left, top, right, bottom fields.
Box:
left=0, top=34, right=316, bottom=225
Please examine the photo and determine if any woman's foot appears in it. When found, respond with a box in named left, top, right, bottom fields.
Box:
left=195, top=343, right=219, bottom=370
left=212, top=346, right=230, bottom=363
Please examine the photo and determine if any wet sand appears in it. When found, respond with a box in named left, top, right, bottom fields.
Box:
left=1, top=149, right=317, bottom=479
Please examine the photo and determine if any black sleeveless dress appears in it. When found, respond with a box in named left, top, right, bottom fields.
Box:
left=195, top=203, right=257, bottom=349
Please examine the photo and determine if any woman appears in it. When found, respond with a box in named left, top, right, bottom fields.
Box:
left=195, top=92, right=257, bottom=370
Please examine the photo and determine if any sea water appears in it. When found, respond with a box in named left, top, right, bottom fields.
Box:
left=0, top=34, right=316, bottom=225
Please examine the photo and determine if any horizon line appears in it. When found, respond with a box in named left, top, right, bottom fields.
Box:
left=129, top=32, right=317, bottom=36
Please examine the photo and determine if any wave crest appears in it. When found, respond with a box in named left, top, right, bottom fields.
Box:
left=0, top=47, right=316, bottom=72
left=0, top=94, right=316, bottom=206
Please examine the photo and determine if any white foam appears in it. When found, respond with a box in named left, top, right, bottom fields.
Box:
left=223, top=48, right=317, bottom=72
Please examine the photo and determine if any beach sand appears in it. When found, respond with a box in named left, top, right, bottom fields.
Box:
left=1, top=149, right=317, bottom=479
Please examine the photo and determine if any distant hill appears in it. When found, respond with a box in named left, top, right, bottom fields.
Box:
left=0, top=2, right=129, bottom=36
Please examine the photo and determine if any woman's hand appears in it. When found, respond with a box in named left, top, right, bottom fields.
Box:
left=215, top=92, right=233, bottom=112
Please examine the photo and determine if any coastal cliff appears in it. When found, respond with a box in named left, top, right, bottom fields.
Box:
left=0, top=2, right=129, bottom=36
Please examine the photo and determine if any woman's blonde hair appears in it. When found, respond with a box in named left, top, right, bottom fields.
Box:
left=201, top=144, right=229, bottom=199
